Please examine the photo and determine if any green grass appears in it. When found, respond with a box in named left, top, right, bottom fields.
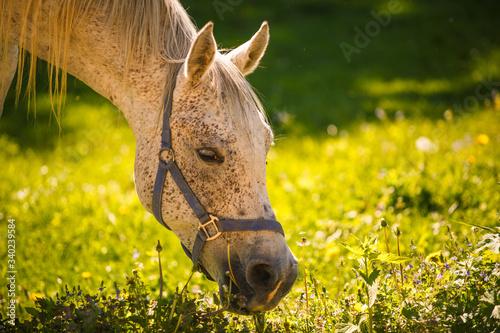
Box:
left=1, top=0, right=500, bottom=331
left=1, top=100, right=499, bottom=329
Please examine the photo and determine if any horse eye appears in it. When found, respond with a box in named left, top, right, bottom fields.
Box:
left=197, top=148, right=223, bottom=163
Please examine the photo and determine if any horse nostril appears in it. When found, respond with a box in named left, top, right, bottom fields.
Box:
left=246, top=261, right=278, bottom=290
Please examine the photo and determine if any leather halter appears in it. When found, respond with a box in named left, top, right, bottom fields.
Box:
left=152, top=64, right=284, bottom=280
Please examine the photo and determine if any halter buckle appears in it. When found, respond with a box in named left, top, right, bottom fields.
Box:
left=198, top=215, right=222, bottom=241
left=158, top=148, right=175, bottom=163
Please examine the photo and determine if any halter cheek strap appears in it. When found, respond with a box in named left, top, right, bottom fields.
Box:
left=151, top=64, right=284, bottom=280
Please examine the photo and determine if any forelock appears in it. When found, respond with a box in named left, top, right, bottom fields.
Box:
left=205, top=55, right=272, bottom=145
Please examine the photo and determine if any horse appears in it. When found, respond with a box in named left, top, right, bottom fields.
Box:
left=0, top=0, right=298, bottom=313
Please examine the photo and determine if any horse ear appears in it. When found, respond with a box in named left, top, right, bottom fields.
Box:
left=227, top=21, right=269, bottom=76
left=185, top=22, right=216, bottom=84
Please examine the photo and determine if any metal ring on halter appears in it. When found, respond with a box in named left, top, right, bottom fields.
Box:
left=198, top=215, right=222, bottom=241
left=158, top=148, right=175, bottom=164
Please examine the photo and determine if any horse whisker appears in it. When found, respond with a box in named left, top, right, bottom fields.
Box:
left=226, top=238, right=239, bottom=289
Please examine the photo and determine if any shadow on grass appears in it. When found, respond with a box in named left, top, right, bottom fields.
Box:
left=1, top=69, right=119, bottom=152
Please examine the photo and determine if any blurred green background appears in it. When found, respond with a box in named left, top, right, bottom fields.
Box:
left=183, top=0, right=500, bottom=132
left=1, top=0, right=499, bottom=319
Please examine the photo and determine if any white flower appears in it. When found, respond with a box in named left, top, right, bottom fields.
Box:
left=415, top=136, right=438, bottom=153
left=132, top=249, right=140, bottom=260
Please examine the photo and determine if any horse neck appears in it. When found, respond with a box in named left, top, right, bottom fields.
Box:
left=3, top=0, right=193, bottom=136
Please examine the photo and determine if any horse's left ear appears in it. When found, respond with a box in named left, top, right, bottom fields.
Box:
left=227, top=21, right=269, bottom=76
left=185, top=22, right=217, bottom=84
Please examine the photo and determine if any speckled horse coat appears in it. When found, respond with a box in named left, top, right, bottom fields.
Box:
left=0, top=0, right=298, bottom=312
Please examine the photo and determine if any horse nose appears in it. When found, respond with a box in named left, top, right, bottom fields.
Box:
left=246, top=260, right=279, bottom=291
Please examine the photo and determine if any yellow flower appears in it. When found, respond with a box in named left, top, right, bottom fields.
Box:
left=494, top=94, right=500, bottom=111
left=81, top=271, right=91, bottom=279
left=118, top=205, right=129, bottom=215
left=476, top=134, right=489, bottom=145
left=468, top=156, right=476, bottom=164
left=29, top=292, right=45, bottom=301
left=354, top=302, right=367, bottom=313
left=325, top=245, right=340, bottom=259
left=443, top=109, right=453, bottom=120
left=425, top=250, right=442, bottom=262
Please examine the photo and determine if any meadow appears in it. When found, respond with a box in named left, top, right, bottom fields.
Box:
left=1, top=0, right=500, bottom=331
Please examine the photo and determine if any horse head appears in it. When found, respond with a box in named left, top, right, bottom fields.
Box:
left=134, top=22, right=298, bottom=313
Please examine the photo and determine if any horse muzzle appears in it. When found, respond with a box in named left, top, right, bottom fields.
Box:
left=214, top=235, right=298, bottom=314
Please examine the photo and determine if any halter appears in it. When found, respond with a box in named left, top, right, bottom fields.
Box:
left=151, top=64, right=284, bottom=281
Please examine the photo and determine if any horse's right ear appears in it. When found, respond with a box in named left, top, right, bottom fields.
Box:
left=227, top=21, right=269, bottom=76
left=184, top=22, right=216, bottom=84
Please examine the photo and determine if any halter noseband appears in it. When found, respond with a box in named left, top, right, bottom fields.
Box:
left=151, top=64, right=284, bottom=280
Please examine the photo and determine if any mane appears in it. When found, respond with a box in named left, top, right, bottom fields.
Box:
left=0, top=0, right=196, bottom=119
left=0, top=0, right=269, bottom=138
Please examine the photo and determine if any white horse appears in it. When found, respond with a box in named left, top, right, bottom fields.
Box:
left=0, top=0, right=298, bottom=312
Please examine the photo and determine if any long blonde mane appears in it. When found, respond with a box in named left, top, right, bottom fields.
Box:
left=0, top=0, right=196, bottom=113
left=0, top=0, right=269, bottom=134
